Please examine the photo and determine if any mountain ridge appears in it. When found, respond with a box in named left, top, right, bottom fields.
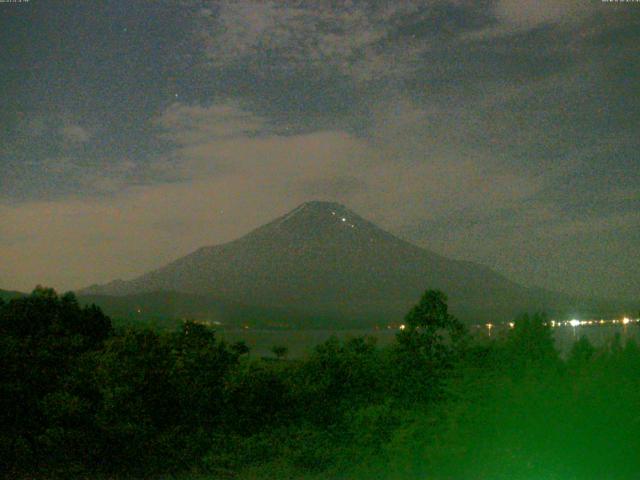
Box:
left=79, top=201, right=622, bottom=325
left=0, top=289, right=25, bottom=302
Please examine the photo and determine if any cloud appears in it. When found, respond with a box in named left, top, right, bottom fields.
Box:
left=195, top=0, right=607, bottom=86
left=61, top=124, right=91, bottom=144
left=196, top=1, right=480, bottom=83
left=1, top=153, right=142, bottom=204
left=549, top=211, right=640, bottom=237
left=467, top=0, right=601, bottom=39
left=19, top=115, right=92, bottom=146
left=155, top=100, right=373, bottom=182
left=494, top=0, right=591, bottom=30
left=200, top=1, right=387, bottom=71
left=0, top=129, right=370, bottom=290
left=3, top=0, right=638, bottom=299
left=151, top=94, right=548, bottom=234
left=155, top=101, right=268, bottom=144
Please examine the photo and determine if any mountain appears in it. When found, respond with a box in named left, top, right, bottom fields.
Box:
left=79, top=201, right=617, bottom=326
left=0, top=289, right=25, bottom=302
left=77, top=291, right=300, bottom=330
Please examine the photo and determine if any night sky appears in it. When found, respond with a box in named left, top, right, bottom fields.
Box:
left=1, top=0, right=639, bottom=299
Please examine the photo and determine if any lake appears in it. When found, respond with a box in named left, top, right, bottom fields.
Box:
left=218, top=322, right=640, bottom=358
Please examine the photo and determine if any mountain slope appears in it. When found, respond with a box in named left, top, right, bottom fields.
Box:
left=77, top=290, right=303, bottom=330
left=0, top=289, right=25, bottom=302
left=80, top=201, right=588, bottom=325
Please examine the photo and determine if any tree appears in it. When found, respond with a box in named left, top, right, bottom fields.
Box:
left=0, top=287, right=113, bottom=476
left=272, top=345, right=289, bottom=360
left=231, top=340, right=250, bottom=356
left=292, top=336, right=385, bottom=428
left=506, top=312, right=560, bottom=377
left=567, top=335, right=595, bottom=373
left=223, top=359, right=292, bottom=435
left=396, top=289, right=466, bottom=363
left=393, top=290, right=467, bottom=402
left=168, top=321, right=238, bottom=429
left=92, top=329, right=177, bottom=473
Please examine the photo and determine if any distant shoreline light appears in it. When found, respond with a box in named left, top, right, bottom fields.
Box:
left=467, top=317, right=640, bottom=331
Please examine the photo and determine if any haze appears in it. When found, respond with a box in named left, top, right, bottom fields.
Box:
left=1, top=1, right=638, bottom=299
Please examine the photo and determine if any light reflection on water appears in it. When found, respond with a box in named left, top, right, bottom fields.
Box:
left=473, top=323, right=639, bottom=354
left=555, top=324, right=638, bottom=354
left=218, top=324, right=639, bottom=358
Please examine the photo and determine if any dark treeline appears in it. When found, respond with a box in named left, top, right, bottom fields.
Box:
left=1, top=287, right=640, bottom=479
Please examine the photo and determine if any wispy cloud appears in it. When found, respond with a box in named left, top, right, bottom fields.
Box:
left=61, top=124, right=91, bottom=144
left=196, top=1, right=488, bottom=83
left=2, top=0, right=638, bottom=298
left=155, top=101, right=268, bottom=144
left=495, top=0, right=590, bottom=29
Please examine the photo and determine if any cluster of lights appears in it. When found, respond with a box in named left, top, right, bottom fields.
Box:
left=331, top=211, right=356, bottom=228
left=182, top=318, right=223, bottom=327
left=559, top=317, right=637, bottom=328
left=394, top=316, right=639, bottom=333
left=470, top=317, right=639, bottom=332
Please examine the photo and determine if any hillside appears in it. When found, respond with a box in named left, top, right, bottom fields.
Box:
left=0, top=289, right=25, bottom=302
left=80, top=201, right=618, bottom=326
left=77, top=290, right=307, bottom=329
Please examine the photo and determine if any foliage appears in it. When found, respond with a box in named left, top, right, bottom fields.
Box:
left=505, top=312, right=561, bottom=378
left=271, top=344, right=288, bottom=359
left=393, top=290, right=468, bottom=403
left=2, top=287, right=640, bottom=479
left=0, top=287, right=112, bottom=477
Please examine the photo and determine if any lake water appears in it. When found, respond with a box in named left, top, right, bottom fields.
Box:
left=218, top=323, right=640, bottom=358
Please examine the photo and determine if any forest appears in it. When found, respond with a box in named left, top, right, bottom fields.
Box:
left=2, top=287, right=639, bottom=479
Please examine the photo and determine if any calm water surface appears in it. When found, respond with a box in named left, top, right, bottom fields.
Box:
left=219, top=324, right=639, bottom=358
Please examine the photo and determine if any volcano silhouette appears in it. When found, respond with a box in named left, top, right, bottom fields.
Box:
left=81, top=201, right=575, bottom=326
